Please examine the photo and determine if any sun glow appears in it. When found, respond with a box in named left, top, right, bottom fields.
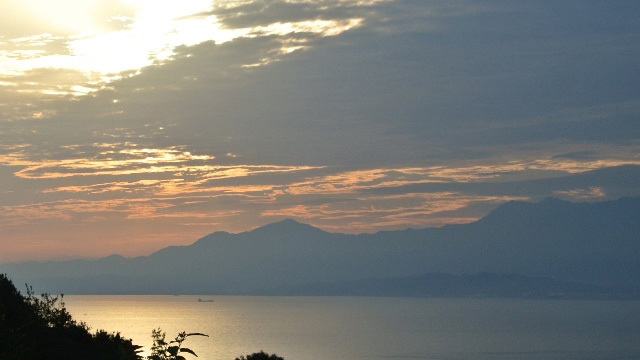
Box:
left=0, top=0, right=365, bottom=95
left=2, top=0, right=222, bottom=78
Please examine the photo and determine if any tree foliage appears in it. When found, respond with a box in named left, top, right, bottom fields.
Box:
left=0, top=273, right=142, bottom=360
left=235, top=350, right=285, bottom=360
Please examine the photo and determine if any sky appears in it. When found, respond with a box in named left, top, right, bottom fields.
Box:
left=1, top=0, right=640, bottom=263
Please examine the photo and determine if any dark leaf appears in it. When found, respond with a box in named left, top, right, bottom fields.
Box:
left=168, top=345, right=179, bottom=356
left=180, top=347, right=198, bottom=357
left=186, top=332, right=209, bottom=337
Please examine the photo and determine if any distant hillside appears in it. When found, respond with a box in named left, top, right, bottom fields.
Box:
left=1, top=197, right=639, bottom=297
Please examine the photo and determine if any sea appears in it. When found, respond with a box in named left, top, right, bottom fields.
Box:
left=63, top=295, right=640, bottom=360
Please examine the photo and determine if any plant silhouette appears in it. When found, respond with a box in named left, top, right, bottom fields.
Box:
left=148, top=328, right=208, bottom=360
left=235, top=350, right=285, bottom=360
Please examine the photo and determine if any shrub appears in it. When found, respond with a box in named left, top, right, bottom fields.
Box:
left=235, top=350, right=285, bottom=360
left=0, top=274, right=142, bottom=360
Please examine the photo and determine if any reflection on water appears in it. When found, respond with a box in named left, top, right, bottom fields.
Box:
left=64, top=296, right=640, bottom=360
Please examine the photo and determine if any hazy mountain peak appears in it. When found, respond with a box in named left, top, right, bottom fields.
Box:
left=191, top=230, right=232, bottom=247
left=248, top=218, right=325, bottom=236
left=189, top=219, right=326, bottom=247
left=99, top=254, right=126, bottom=262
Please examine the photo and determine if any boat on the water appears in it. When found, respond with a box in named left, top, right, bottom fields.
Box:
left=197, top=298, right=214, bottom=302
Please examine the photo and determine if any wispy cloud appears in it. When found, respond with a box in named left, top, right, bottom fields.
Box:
left=262, top=192, right=527, bottom=232
left=3, top=145, right=638, bottom=230
left=554, top=187, right=606, bottom=200
left=0, top=145, right=320, bottom=181
left=283, top=157, right=640, bottom=196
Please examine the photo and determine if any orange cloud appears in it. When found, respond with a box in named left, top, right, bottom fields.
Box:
left=2, top=146, right=637, bottom=237
left=262, top=193, right=528, bottom=232
left=554, top=187, right=606, bottom=200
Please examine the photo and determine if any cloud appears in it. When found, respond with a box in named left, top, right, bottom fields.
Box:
left=554, top=187, right=606, bottom=200
left=366, top=165, right=640, bottom=201
left=206, top=0, right=385, bottom=29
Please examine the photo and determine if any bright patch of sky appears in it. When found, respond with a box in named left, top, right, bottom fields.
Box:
left=0, top=0, right=362, bottom=93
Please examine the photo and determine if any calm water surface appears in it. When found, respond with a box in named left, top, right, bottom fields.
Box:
left=64, top=296, right=640, bottom=360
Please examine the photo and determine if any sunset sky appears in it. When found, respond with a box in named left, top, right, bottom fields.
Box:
left=1, top=0, right=639, bottom=263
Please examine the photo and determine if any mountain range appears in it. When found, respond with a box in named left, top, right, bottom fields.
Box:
left=1, top=197, right=639, bottom=298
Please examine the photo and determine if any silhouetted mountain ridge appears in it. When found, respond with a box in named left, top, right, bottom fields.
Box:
left=1, top=197, right=639, bottom=297
left=248, top=218, right=326, bottom=236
